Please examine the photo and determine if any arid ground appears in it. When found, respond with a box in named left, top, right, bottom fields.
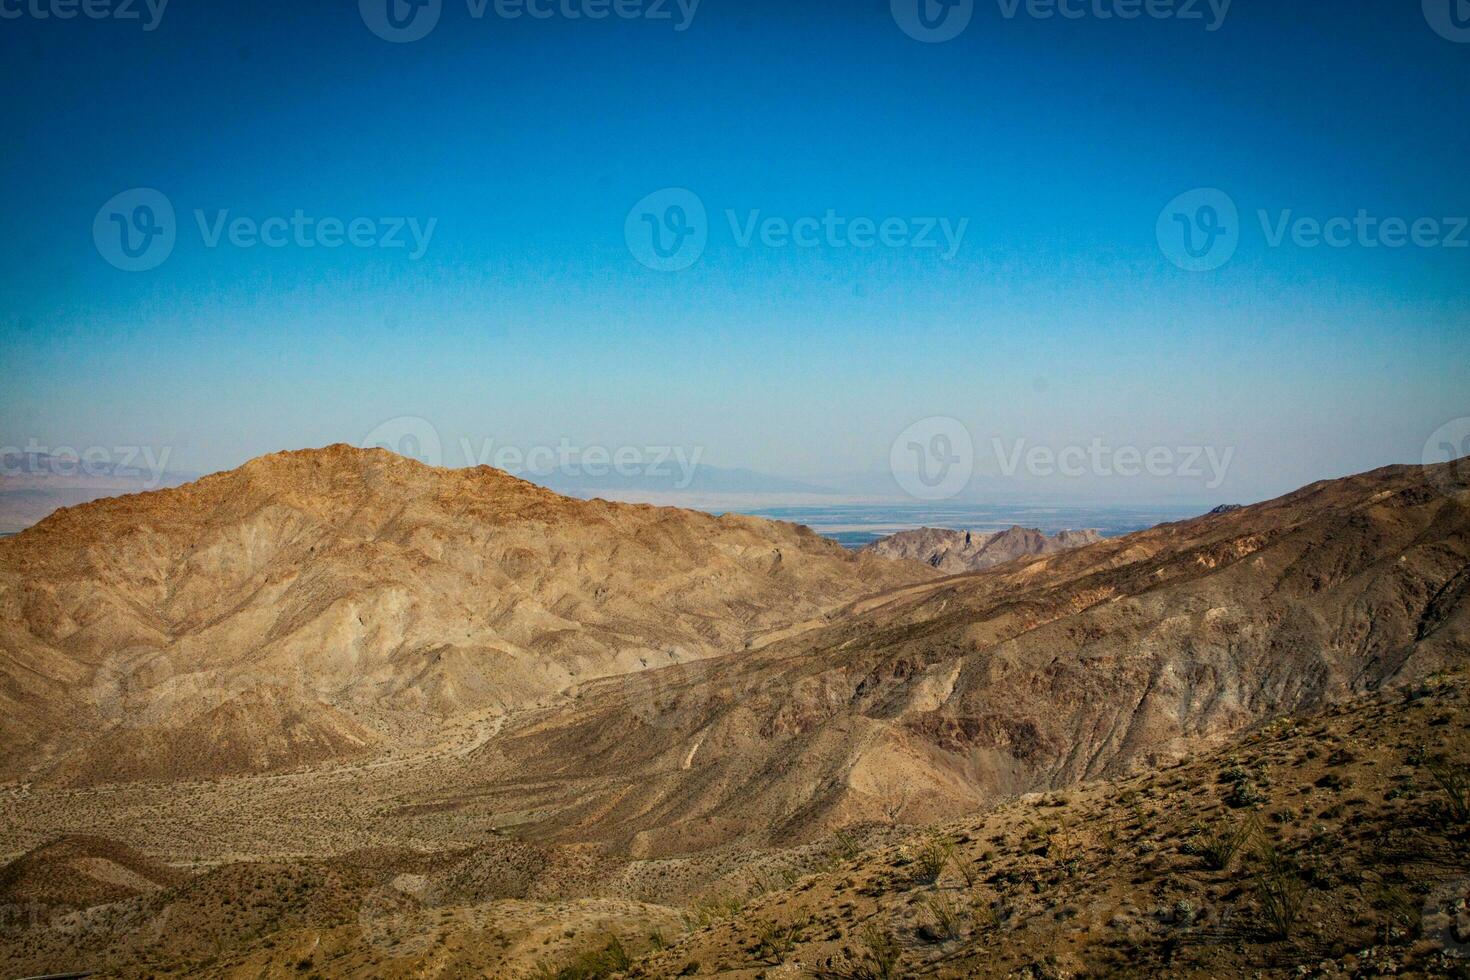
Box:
left=2, top=448, right=1467, bottom=977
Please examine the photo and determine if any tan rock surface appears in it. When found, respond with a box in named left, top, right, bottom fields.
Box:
left=0, top=451, right=1466, bottom=978
left=0, top=445, right=930, bottom=784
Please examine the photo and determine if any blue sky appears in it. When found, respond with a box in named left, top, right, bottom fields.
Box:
left=1, top=0, right=1467, bottom=504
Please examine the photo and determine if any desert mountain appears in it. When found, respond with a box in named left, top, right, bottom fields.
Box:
left=1, top=453, right=1467, bottom=978
left=4, top=675, right=1465, bottom=977
left=429, top=460, right=1469, bottom=856
left=0, top=445, right=930, bottom=784
left=862, top=524, right=1104, bottom=572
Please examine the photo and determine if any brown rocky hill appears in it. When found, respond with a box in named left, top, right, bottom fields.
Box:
left=861, top=524, right=1103, bottom=572
left=0, top=445, right=930, bottom=784
left=431, top=461, right=1469, bottom=855
left=1, top=457, right=1467, bottom=978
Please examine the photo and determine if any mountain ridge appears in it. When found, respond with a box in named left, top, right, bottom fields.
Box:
left=0, top=451, right=1466, bottom=978
left=0, top=444, right=933, bottom=785
left=861, top=524, right=1105, bottom=572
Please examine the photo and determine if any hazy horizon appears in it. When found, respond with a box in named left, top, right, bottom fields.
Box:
left=0, top=420, right=1461, bottom=511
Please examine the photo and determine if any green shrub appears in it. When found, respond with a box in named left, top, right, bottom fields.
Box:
left=685, top=893, right=744, bottom=930
left=968, top=889, right=999, bottom=931
left=538, top=935, right=631, bottom=979
left=1226, top=779, right=1268, bottom=808
left=911, top=834, right=956, bottom=886
left=753, top=917, right=805, bottom=964
left=919, top=892, right=962, bottom=942
left=1195, top=817, right=1254, bottom=871
left=1427, top=760, right=1469, bottom=823
left=1252, top=841, right=1305, bottom=940
left=857, top=923, right=903, bottom=979
left=812, top=923, right=903, bottom=980
left=952, top=853, right=980, bottom=889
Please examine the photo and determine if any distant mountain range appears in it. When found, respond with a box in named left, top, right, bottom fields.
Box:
left=860, top=524, right=1103, bottom=572
left=0, top=451, right=190, bottom=533
left=533, top=462, right=835, bottom=498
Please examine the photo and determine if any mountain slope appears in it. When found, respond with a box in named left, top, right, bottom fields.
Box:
left=861, top=525, right=1104, bottom=572
left=1, top=457, right=1466, bottom=978
left=0, top=834, right=186, bottom=912
left=434, top=462, right=1470, bottom=855
left=630, top=674, right=1470, bottom=978
left=0, top=445, right=931, bottom=784
left=5, top=676, right=1463, bottom=979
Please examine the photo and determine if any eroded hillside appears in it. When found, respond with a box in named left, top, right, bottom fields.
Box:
left=0, top=445, right=929, bottom=783
left=861, top=525, right=1103, bottom=572
left=630, top=673, right=1470, bottom=978
left=2, top=673, right=1465, bottom=978
left=429, top=461, right=1470, bottom=855
left=0, top=453, right=1467, bottom=978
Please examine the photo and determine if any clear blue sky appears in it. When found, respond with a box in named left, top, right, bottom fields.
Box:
left=2, top=0, right=1466, bottom=503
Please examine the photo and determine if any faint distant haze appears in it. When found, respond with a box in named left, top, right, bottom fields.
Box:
left=1, top=1, right=1466, bottom=506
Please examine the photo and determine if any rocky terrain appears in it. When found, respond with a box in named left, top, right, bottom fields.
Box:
left=2, top=676, right=1466, bottom=978
left=0, top=445, right=927, bottom=785
left=419, top=457, right=1468, bottom=860
left=0, top=448, right=1466, bottom=978
left=630, top=674, right=1470, bottom=978
left=861, top=525, right=1104, bottom=573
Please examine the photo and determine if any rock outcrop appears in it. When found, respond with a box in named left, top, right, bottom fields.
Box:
left=862, top=524, right=1104, bottom=572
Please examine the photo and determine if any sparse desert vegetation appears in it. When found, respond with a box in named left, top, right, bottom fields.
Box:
left=1, top=452, right=1467, bottom=977
left=629, top=676, right=1470, bottom=978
